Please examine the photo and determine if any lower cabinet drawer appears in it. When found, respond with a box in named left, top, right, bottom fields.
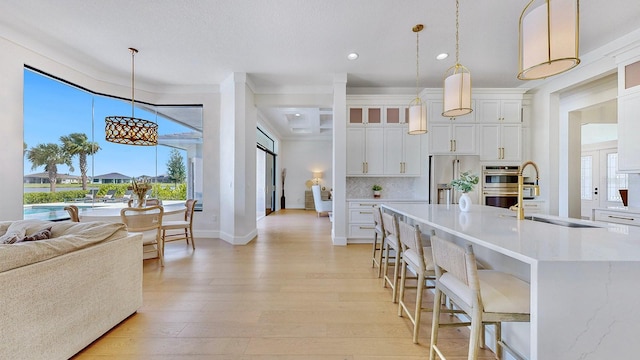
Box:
left=349, top=208, right=375, bottom=223
left=349, top=224, right=376, bottom=238
left=594, top=210, right=640, bottom=226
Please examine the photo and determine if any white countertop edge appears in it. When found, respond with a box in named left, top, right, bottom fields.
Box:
left=347, top=198, right=428, bottom=202
left=380, top=203, right=640, bottom=263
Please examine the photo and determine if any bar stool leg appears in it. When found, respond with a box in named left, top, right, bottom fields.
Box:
left=429, top=288, right=443, bottom=360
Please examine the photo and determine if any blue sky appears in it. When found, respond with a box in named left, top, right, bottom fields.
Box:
left=23, top=69, right=189, bottom=179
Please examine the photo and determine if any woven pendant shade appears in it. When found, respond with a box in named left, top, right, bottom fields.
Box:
left=105, top=116, right=158, bottom=145
left=105, top=48, right=158, bottom=146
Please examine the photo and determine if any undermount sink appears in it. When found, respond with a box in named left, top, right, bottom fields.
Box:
left=503, top=215, right=600, bottom=228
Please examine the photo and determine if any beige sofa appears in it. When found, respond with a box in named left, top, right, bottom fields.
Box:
left=0, top=219, right=143, bottom=360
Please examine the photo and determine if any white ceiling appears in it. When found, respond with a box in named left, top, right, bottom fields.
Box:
left=2, top=0, right=639, bottom=139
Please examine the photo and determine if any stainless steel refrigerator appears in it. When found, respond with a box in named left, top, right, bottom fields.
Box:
left=428, top=155, right=481, bottom=204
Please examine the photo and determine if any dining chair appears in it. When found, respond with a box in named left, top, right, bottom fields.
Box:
left=127, top=198, right=161, bottom=207
left=371, top=205, right=385, bottom=278
left=397, top=220, right=436, bottom=344
left=63, top=205, right=79, bottom=222
left=429, top=235, right=530, bottom=360
left=161, top=199, right=197, bottom=250
left=381, top=212, right=401, bottom=303
left=120, top=205, right=165, bottom=266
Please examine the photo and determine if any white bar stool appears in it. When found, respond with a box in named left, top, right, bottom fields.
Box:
left=397, top=220, right=436, bottom=344
left=371, top=205, right=385, bottom=278
left=429, top=235, right=530, bottom=360
left=381, top=212, right=401, bottom=303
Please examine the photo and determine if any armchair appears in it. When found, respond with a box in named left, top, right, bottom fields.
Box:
left=311, top=185, right=332, bottom=219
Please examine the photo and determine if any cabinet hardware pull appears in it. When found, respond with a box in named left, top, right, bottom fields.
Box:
left=359, top=203, right=376, bottom=206
left=362, top=162, right=365, bottom=174
left=608, top=215, right=635, bottom=221
left=359, top=226, right=375, bottom=230
left=359, top=211, right=373, bottom=215
left=450, top=140, right=453, bottom=152
left=453, top=140, right=456, bottom=152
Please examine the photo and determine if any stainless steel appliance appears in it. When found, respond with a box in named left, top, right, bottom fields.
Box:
left=482, top=165, right=519, bottom=208
left=429, top=155, right=481, bottom=204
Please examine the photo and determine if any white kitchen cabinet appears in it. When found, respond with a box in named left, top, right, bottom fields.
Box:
left=383, top=126, right=422, bottom=176
left=346, top=127, right=384, bottom=175
left=429, top=123, right=476, bottom=155
left=479, top=123, right=522, bottom=161
left=384, top=106, right=408, bottom=125
left=477, top=99, right=522, bottom=123
left=348, top=201, right=378, bottom=239
left=618, top=92, right=640, bottom=172
left=428, top=99, right=476, bottom=123
left=593, top=208, right=640, bottom=226
left=522, top=200, right=547, bottom=214
left=347, top=200, right=428, bottom=240
left=348, top=106, right=383, bottom=126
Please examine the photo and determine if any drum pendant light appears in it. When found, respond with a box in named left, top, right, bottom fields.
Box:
left=408, top=24, right=427, bottom=135
left=442, top=0, right=472, bottom=118
left=518, top=0, right=580, bottom=80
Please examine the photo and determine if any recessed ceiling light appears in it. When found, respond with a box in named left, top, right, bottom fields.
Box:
left=436, top=53, right=449, bottom=60
left=295, top=113, right=301, bottom=117
left=347, top=52, right=359, bottom=60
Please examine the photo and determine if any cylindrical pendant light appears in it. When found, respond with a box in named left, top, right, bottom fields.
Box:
left=443, top=0, right=472, bottom=118
left=408, top=24, right=427, bottom=135
left=518, top=0, right=580, bottom=80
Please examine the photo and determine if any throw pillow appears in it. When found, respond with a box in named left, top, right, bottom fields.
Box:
left=0, top=232, right=22, bottom=244
left=20, top=227, right=53, bottom=242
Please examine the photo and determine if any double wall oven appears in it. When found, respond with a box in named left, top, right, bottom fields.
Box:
left=482, top=166, right=520, bottom=209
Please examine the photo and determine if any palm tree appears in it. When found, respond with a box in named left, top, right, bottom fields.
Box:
left=27, top=143, right=73, bottom=192
left=60, top=133, right=100, bottom=190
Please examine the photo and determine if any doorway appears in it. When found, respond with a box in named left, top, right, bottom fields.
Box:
left=256, top=147, right=276, bottom=220
left=581, top=141, right=627, bottom=219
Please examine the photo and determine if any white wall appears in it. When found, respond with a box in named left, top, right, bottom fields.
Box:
left=280, top=139, right=333, bottom=209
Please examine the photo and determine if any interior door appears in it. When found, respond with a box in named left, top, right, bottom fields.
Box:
left=581, top=148, right=628, bottom=219
left=580, top=151, right=599, bottom=219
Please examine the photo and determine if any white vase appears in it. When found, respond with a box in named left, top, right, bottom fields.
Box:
left=459, top=193, right=471, bottom=212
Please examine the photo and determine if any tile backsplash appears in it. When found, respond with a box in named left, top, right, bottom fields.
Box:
left=346, top=177, right=424, bottom=199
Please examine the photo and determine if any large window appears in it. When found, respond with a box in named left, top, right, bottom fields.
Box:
left=23, top=68, right=203, bottom=210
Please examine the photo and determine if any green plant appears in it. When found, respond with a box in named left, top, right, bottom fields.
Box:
left=372, top=184, right=382, bottom=191
left=450, top=171, right=479, bottom=193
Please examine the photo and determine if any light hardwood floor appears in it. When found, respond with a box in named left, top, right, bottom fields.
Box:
left=73, top=209, right=494, bottom=359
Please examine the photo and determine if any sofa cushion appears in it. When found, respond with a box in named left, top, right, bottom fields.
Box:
left=0, top=220, right=129, bottom=273
left=19, top=226, right=52, bottom=242
left=0, top=232, right=23, bottom=244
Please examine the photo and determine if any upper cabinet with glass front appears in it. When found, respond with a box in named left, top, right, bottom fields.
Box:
left=348, top=106, right=382, bottom=126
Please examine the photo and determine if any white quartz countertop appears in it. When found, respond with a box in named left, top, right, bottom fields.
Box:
left=381, top=203, right=640, bottom=264
left=347, top=198, right=428, bottom=202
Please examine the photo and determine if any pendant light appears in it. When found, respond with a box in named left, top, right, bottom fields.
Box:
left=442, top=0, right=472, bottom=118
left=408, top=24, right=427, bottom=135
left=105, top=48, right=158, bottom=146
left=518, top=0, right=580, bottom=80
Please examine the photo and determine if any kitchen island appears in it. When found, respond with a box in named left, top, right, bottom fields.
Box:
left=382, top=202, right=640, bottom=360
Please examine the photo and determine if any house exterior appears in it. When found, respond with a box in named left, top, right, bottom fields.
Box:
left=90, top=172, right=132, bottom=184
left=23, top=172, right=81, bottom=184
